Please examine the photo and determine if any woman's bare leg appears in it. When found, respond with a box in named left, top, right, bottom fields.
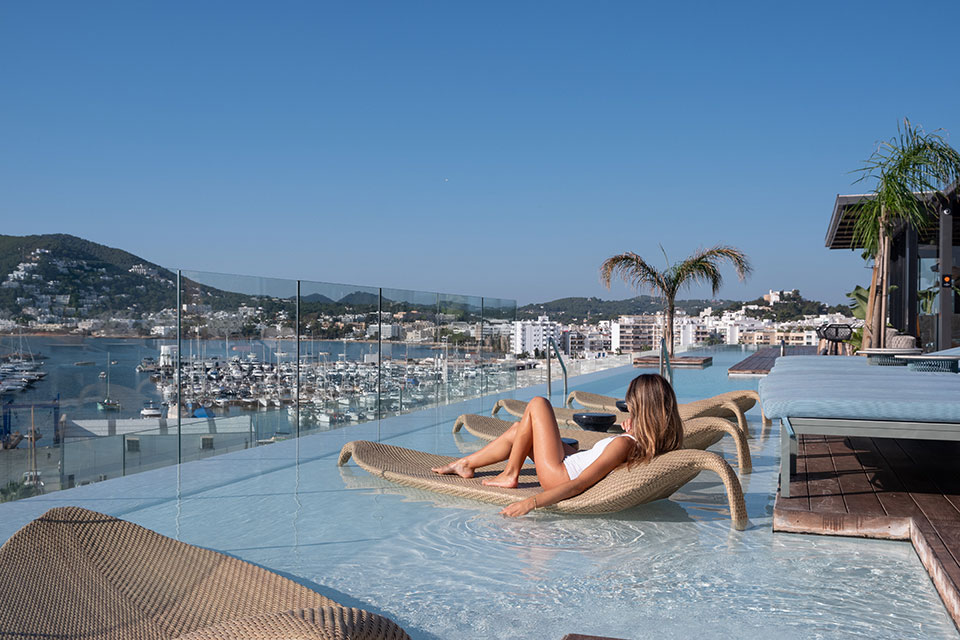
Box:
left=431, top=420, right=522, bottom=478
left=482, top=397, right=569, bottom=489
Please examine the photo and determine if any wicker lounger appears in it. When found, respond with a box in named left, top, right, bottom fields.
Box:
left=338, top=441, right=748, bottom=530
left=0, top=506, right=409, bottom=640
left=563, top=389, right=770, bottom=436
left=454, top=413, right=751, bottom=474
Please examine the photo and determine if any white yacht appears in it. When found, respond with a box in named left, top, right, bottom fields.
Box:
left=140, top=402, right=163, bottom=418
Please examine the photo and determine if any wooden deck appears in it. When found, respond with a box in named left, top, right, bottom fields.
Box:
left=634, top=355, right=713, bottom=368
left=727, top=346, right=818, bottom=376
left=774, top=435, right=960, bottom=629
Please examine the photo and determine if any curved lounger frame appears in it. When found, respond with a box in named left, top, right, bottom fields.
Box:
left=338, top=440, right=748, bottom=530
left=564, top=389, right=769, bottom=437
left=492, top=398, right=609, bottom=428
left=455, top=413, right=751, bottom=474
left=0, top=506, right=410, bottom=640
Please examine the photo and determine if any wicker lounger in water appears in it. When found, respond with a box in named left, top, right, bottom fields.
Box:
left=0, top=506, right=409, bottom=640
left=454, top=413, right=751, bottom=474
left=562, top=389, right=770, bottom=436
left=337, top=441, right=748, bottom=530
left=493, top=395, right=758, bottom=438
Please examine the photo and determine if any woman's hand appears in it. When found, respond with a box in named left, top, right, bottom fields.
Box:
left=500, top=496, right=537, bottom=517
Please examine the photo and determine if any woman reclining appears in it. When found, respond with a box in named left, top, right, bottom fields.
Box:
left=432, top=373, right=682, bottom=517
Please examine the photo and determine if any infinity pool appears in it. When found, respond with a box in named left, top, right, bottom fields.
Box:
left=1, top=348, right=955, bottom=639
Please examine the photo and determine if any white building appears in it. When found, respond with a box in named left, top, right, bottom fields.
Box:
left=511, top=315, right=562, bottom=355
left=612, top=315, right=662, bottom=352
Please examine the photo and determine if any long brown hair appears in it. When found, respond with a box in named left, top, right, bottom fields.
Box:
left=623, top=374, right=683, bottom=467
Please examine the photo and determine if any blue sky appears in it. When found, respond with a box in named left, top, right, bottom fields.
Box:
left=2, top=1, right=959, bottom=305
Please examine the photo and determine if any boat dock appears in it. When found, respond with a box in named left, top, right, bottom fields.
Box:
left=774, top=435, right=960, bottom=628
left=726, top=346, right=817, bottom=376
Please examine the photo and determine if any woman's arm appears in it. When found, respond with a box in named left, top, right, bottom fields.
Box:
left=500, top=437, right=633, bottom=517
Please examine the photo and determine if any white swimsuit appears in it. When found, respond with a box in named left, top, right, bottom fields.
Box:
left=562, top=434, right=636, bottom=481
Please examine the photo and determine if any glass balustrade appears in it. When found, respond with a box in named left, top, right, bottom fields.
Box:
left=0, top=268, right=634, bottom=503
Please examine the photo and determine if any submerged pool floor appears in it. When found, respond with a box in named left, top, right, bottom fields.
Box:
left=1, top=349, right=956, bottom=639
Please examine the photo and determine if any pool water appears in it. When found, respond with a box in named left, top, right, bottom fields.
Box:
left=0, top=347, right=955, bottom=639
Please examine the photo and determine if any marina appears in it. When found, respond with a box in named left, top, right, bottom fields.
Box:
left=0, top=335, right=521, bottom=452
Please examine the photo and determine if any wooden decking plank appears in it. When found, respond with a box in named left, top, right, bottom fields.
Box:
left=827, top=437, right=885, bottom=516
left=896, top=439, right=960, bottom=517
left=803, top=435, right=846, bottom=514
left=727, top=346, right=818, bottom=375
left=914, top=518, right=960, bottom=592
left=850, top=437, right=923, bottom=520
left=880, top=440, right=960, bottom=524
left=929, top=521, right=960, bottom=580
left=869, top=438, right=940, bottom=493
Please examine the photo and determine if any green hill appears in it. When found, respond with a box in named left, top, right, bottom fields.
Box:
left=0, top=234, right=178, bottom=319
left=518, top=296, right=730, bottom=322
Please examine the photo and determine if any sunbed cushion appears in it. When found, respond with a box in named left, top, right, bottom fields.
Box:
left=760, top=357, right=960, bottom=422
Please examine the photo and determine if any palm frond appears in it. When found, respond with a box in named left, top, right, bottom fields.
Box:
left=852, top=118, right=960, bottom=250
left=670, top=246, right=752, bottom=296
left=599, top=252, right=667, bottom=297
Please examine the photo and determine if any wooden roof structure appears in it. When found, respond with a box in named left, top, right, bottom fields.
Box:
left=824, top=185, right=960, bottom=250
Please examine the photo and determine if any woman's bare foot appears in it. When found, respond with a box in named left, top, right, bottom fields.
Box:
left=431, top=459, right=474, bottom=478
left=481, top=471, right=518, bottom=488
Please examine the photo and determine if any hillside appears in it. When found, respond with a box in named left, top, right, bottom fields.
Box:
left=0, top=234, right=482, bottom=329
left=518, top=296, right=730, bottom=322
left=0, top=234, right=179, bottom=319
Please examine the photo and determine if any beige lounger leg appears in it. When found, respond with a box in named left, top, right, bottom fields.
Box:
left=690, top=450, right=749, bottom=531
left=691, top=417, right=752, bottom=474
left=718, top=400, right=751, bottom=439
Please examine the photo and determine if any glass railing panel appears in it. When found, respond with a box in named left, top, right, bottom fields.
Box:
left=0, top=268, right=516, bottom=501
left=380, top=287, right=440, bottom=419
left=298, top=279, right=380, bottom=433
left=481, top=297, right=517, bottom=396
left=435, top=292, right=483, bottom=406
left=179, top=270, right=298, bottom=459
left=62, top=434, right=123, bottom=488
left=1, top=326, right=167, bottom=494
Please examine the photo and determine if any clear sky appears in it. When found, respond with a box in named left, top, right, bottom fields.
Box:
left=2, top=1, right=959, bottom=306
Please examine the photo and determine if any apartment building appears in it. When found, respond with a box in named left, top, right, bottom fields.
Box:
left=611, top=315, right=662, bottom=352
left=511, top=315, right=562, bottom=355
left=740, top=329, right=818, bottom=346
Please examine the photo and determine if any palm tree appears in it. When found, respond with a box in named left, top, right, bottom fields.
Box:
left=600, top=246, right=751, bottom=356
left=852, top=119, right=960, bottom=349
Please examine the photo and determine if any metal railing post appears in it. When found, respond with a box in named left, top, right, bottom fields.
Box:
left=296, top=280, right=301, bottom=438
left=548, top=337, right=567, bottom=401
left=176, top=270, right=181, bottom=465
left=546, top=342, right=551, bottom=398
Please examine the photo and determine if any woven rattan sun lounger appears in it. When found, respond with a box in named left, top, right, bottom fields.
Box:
left=760, top=357, right=960, bottom=498
left=0, top=506, right=410, bottom=640
left=453, top=413, right=751, bottom=473
left=564, top=389, right=769, bottom=435
left=338, top=440, right=748, bottom=529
